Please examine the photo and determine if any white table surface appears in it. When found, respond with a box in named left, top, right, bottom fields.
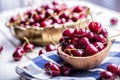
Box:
left=0, top=0, right=120, bottom=80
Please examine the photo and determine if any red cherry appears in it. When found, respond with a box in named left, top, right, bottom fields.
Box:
left=35, top=8, right=42, bottom=14
left=9, top=17, right=16, bottom=23
left=33, top=23, right=41, bottom=27
left=33, top=15, right=39, bottom=21
left=110, top=17, right=118, bottom=25
left=89, top=21, right=102, bottom=33
left=41, top=21, right=50, bottom=27
left=63, top=28, right=74, bottom=38
left=64, top=44, right=75, bottom=55
left=45, top=44, right=56, bottom=52
left=100, top=28, right=108, bottom=38
left=107, top=64, right=119, bottom=75
left=44, top=62, right=61, bottom=76
left=72, top=49, right=83, bottom=57
left=85, top=44, right=98, bottom=56
left=95, top=34, right=107, bottom=43
left=72, top=13, right=80, bottom=22
left=46, top=9, right=54, bottom=17
left=39, top=49, right=46, bottom=55
left=73, top=6, right=83, bottom=13
left=60, top=11, right=69, bottom=19
left=94, top=42, right=104, bottom=51
left=61, top=63, right=73, bottom=76
left=24, top=43, right=34, bottom=52
left=38, top=14, right=45, bottom=22
left=100, top=71, right=115, bottom=80
left=86, top=32, right=95, bottom=41
left=71, top=37, right=79, bottom=47
left=54, top=5, right=62, bottom=13
left=0, top=45, right=3, bottom=52
left=78, top=37, right=90, bottom=48
left=74, top=28, right=87, bottom=38
left=60, top=18, right=66, bottom=24
left=44, top=4, right=54, bottom=10
left=52, top=1, right=59, bottom=5
left=13, top=47, right=25, bottom=61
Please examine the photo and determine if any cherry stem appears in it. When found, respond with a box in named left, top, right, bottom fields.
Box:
left=87, top=8, right=94, bottom=22
left=48, top=34, right=57, bottom=45
left=63, top=24, right=68, bottom=30
left=108, top=33, right=120, bottom=39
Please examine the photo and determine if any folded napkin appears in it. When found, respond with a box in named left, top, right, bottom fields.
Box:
left=16, top=41, right=120, bottom=80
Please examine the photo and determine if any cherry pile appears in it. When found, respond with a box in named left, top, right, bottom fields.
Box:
left=13, top=42, right=34, bottom=61
left=59, top=21, right=108, bottom=57
left=39, top=44, right=57, bottom=55
left=44, top=62, right=73, bottom=76
left=100, top=63, right=120, bottom=80
left=9, top=1, right=88, bottom=28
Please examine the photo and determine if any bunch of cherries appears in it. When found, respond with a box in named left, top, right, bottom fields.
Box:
left=44, top=62, right=73, bottom=76
left=9, top=1, right=88, bottom=28
left=100, top=63, right=120, bottom=80
left=59, top=21, right=108, bottom=57
left=12, top=38, right=35, bottom=61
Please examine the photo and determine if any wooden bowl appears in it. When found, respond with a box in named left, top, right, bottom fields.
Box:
left=57, top=39, right=111, bottom=70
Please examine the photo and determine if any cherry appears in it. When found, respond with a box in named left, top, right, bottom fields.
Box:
left=13, top=47, right=25, bottom=61
left=85, top=44, right=98, bottom=56
left=52, top=1, right=59, bottom=5
left=71, top=37, right=79, bottom=47
left=41, top=21, right=51, bottom=27
left=60, top=11, right=69, bottom=19
left=23, top=43, right=35, bottom=52
left=110, top=17, right=118, bottom=25
left=89, top=21, right=102, bottom=33
left=86, top=32, right=95, bottom=41
left=25, top=10, right=33, bottom=18
left=44, top=62, right=61, bottom=76
left=94, top=42, right=104, bottom=51
left=59, top=37, right=65, bottom=43
left=72, top=13, right=80, bottom=22
left=63, top=28, right=74, bottom=38
left=78, top=37, right=90, bottom=48
left=95, top=34, right=107, bottom=43
left=0, top=45, right=3, bottom=53
left=29, top=18, right=35, bottom=25
left=38, top=14, right=45, bottom=22
left=39, top=49, right=46, bottom=55
left=107, top=64, right=119, bottom=75
left=33, top=23, right=41, bottom=27
left=54, top=5, right=61, bottom=13
left=9, top=17, right=16, bottom=23
left=100, top=71, right=115, bottom=80
left=35, top=8, right=42, bottom=14
left=73, top=6, right=83, bottom=13
left=45, top=9, right=54, bottom=17
left=100, top=28, right=108, bottom=38
left=64, top=44, right=75, bottom=55
left=33, top=14, right=39, bottom=22
left=60, top=18, right=66, bottom=24
left=44, top=4, right=54, bottom=10
left=61, top=63, right=73, bottom=76
left=72, top=49, right=83, bottom=57
left=74, top=28, right=87, bottom=38
left=45, top=44, right=56, bottom=52
left=53, top=16, right=61, bottom=24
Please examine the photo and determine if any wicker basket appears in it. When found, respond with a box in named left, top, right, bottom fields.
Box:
left=57, top=39, right=111, bottom=70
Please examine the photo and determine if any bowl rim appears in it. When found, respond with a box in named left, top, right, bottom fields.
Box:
left=57, top=39, right=111, bottom=59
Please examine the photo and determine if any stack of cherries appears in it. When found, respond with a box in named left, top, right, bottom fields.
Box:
left=100, top=63, right=120, bottom=80
left=9, top=1, right=88, bottom=28
left=59, top=21, right=108, bottom=57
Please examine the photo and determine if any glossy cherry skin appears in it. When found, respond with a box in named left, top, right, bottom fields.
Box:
left=0, top=45, right=3, bottom=52
left=61, top=63, right=73, bottom=76
left=23, top=43, right=34, bottom=52
left=95, top=34, right=107, bottom=43
left=39, top=49, right=46, bottom=55
left=107, top=64, right=119, bottom=75
left=94, top=42, right=104, bottom=51
left=72, top=13, right=80, bottom=22
left=78, top=37, right=90, bottom=48
left=44, top=62, right=61, bottom=76
left=74, top=28, right=87, bottom=38
left=100, top=28, right=108, bottom=38
left=63, top=28, right=74, bottom=38
left=85, top=44, right=98, bottom=56
left=45, top=44, right=56, bottom=52
left=64, top=44, right=75, bottom=55
left=73, top=6, right=83, bottom=13
left=110, top=17, right=118, bottom=25
left=86, top=32, right=95, bottom=41
left=100, top=71, right=115, bottom=80
left=89, top=21, right=102, bottom=33
left=13, top=47, right=25, bottom=61
left=41, top=21, right=50, bottom=27
left=72, top=49, right=83, bottom=57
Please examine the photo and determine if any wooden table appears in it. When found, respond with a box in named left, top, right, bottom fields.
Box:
left=0, top=0, right=120, bottom=80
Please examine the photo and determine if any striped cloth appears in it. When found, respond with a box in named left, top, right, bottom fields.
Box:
left=16, top=41, right=120, bottom=80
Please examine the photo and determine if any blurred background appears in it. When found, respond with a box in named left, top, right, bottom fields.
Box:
left=0, top=0, right=120, bottom=12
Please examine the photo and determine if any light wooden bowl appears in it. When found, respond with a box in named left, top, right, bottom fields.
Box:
left=57, top=39, right=111, bottom=70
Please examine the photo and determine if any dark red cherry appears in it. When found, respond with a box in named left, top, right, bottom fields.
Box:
left=95, top=34, right=107, bottom=43
left=9, top=17, right=16, bottom=23
left=45, top=44, right=56, bottom=52
left=39, top=49, right=46, bottom=55
left=64, top=44, right=75, bottom=55
left=60, top=18, right=66, bottom=24
left=61, top=63, right=73, bottom=76
left=89, top=21, right=102, bottom=33
left=33, top=15, right=39, bottom=21
left=0, top=45, right=3, bottom=52
left=35, top=8, right=42, bottom=14
left=33, top=23, right=41, bottom=27
left=73, top=6, right=83, bottom=13
left=78, top=37, right=90, bottom=48
left=59, top=37, right=65, bottom=43
left=52, top=1, right=59, bottom=5
left=44, top=62, right=61, bottom=76
left=94, top=42, right=104, bottom=51
left=54, top=5, right=61, bottom=13
left=85, top=44, right=98, bottom=56
left=86, top=32, right=95, bottom=41
left=100, top=71, right=115, bottom=80
left=13, top=47, right=25, bottom=61
left=63, top=28, right=74, bottom=38
left=74, top=28, right=87, bottom=38
left=60, top=11, right=69, bottom=19
left=71, top=37, right=79, bottom=47
left=72, top=13, right=80, bottom=22
left=110, top=17, right=118, bottom=25
left=107, top=64, right=119, bottom=75
left=46, top=9, right=54, bottom=17
left=100, top=28, right=108, bottom=38
left=24, top=43, right=34, bottom=52
left=38, top=14, right=45, bottom=21
left=53, top=16, right=61, bottom=24
left=44, top=4, right=54, bottom=10
left=72, top=49, right=83, bottom=57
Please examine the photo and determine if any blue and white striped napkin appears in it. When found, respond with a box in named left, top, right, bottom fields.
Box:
left=16, top=41, right=120, bottom=80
